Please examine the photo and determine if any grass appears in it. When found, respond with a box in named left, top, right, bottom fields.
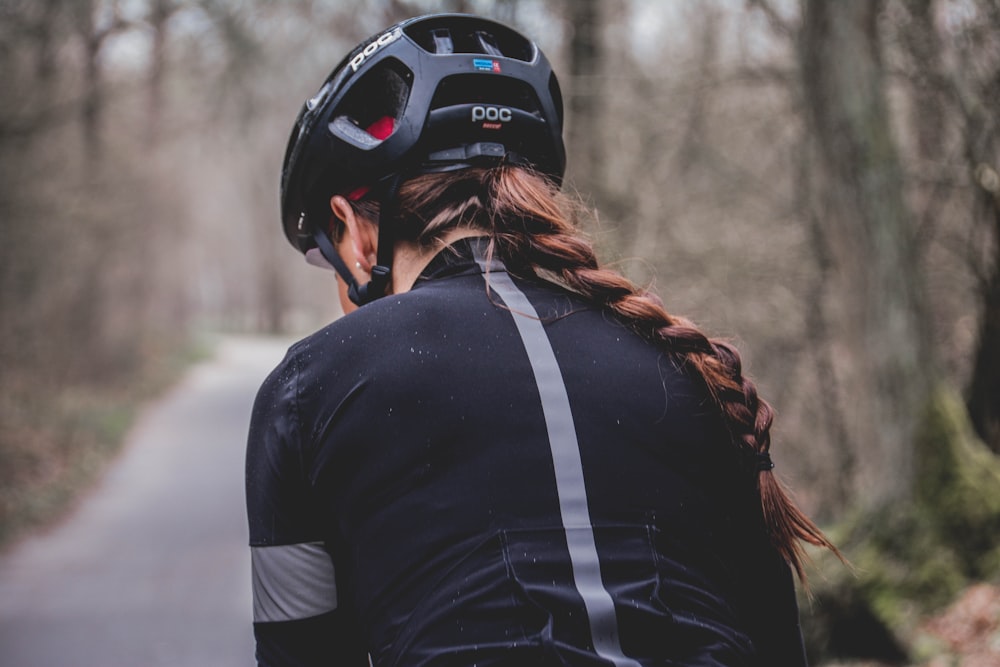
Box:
left=0, top=337, right=212, bottom=551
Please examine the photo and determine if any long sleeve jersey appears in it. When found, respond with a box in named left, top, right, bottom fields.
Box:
left=246, top=238, right=809, bottom=667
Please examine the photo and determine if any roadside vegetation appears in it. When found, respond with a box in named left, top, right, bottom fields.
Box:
left=0, top=339, right=208, bottom=550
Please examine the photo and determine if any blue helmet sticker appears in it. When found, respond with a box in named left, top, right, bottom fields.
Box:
left=473, top=58, right=501, bottom=73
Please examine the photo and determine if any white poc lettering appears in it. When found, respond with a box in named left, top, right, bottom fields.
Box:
left=471, top=106, right=513, bottom=123
left=349, top=29, right=401, bottom=72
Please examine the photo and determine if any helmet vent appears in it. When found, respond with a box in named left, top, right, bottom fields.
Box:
left=404, top=16, right=535, bottom=62
left=334, top=59, right=413, bottom=140
left=548, top=72, right=564, bottom=125
left=430, top=28, right=454, bottom=54
left=473, top=31, right=503, bottom=57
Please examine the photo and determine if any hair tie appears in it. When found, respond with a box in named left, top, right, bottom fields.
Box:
left=756, top=452, right=775, bottom=472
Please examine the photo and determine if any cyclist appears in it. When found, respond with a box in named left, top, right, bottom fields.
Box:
left=246, top=13, right=837, bottom=667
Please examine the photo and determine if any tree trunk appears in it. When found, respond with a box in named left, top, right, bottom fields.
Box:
left=896, top=0, right=1000, bottom=452
left=957, top=2, right=1000, bottom=454
left=677, top=7, right=721, bottom=172
left=563, top=0, right=603, bottom=197
left=799, top=0, right=933, bottom=508
left=82, top=31, right=103, bottom=160
left=967, top=185, right=1000, bottom=453
left=34, top=0, right=61, bottom=84
left=147, top=0, right=173, bottom=146
left=798, top=134, right=857, bottom=513
left=76, top=0, right=105, bottom=162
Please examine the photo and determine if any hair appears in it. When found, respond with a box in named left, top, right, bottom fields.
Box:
left=350, top=164, right=840, bottom=580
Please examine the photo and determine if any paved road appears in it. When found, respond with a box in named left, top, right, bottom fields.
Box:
left=0, top=336, right=294, bottom=667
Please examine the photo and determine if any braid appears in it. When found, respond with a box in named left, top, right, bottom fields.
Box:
left=392, top=165, right=841, bottom=578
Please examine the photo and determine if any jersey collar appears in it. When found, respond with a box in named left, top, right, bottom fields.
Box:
left=412, top=236, right=496, bottom=285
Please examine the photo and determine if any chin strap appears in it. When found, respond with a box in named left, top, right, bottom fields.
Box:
left=350, top=264, right=391, bottom=306
left=311, top=173, right=403, bottom=307
left=352, top=173, right=401, bottom=305
left=311, top=224, right=357, bottom=292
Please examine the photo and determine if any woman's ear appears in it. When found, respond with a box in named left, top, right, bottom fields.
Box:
left=330, top=195, right=378, bottom=272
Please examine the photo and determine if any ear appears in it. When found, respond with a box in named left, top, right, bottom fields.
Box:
left=330, top=195, right=378, bottom=271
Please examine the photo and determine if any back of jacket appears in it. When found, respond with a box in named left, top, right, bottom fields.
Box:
left=246, top=240, right=808, bottom=667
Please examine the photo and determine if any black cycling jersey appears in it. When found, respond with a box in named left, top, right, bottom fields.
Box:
left=246, top=237, right=808, bottom=667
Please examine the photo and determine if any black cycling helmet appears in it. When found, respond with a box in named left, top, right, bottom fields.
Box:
left=280, top=13, right=565, bottom=304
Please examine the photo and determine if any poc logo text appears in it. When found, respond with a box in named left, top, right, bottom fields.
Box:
left=350, top=29, right=401, bottom=72
left=471, top=106, right=513, bottom=123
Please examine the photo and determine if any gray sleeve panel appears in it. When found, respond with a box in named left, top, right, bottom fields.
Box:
left=252, top=542, right=338, bottom=623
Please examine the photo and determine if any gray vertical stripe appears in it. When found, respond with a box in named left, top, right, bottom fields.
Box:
left=475, top=252, right=640, bottom=667
left=251, top=542, right=338, bottom=623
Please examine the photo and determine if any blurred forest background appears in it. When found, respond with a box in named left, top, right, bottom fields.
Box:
left=1, top=0, right=999, bottom=664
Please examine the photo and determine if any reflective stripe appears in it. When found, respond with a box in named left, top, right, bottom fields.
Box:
left=475, top=251, right=641, bottom=667
left=251, top=542, right=338, bottom=623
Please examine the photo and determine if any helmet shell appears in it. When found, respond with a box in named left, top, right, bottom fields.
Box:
left=280, top=14, right=566, bottom=252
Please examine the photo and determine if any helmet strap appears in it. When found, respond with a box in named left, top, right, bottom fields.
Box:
left=311, top=224, right=360, bottom=296
left=348, top=172, right=402, bottom=306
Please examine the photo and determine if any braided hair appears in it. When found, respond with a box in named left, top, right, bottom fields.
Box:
left=349, top=164, right=839, bottom=579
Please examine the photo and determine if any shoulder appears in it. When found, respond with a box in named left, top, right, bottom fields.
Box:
left=267, top=285, right=469, bottom=398
left=286, top=288, right=443, bottom=366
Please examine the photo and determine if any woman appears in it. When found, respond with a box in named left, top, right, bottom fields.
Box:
left=247, top=13, right=837, bottom=667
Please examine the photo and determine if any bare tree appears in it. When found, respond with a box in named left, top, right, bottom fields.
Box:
left=968, top=171, right=1000, bottom=453
left=949, top=5, right=1000, bottom=455
left=799, top=0, right=933, bottom=508
left=888, top=0, right=1000, bottom=453
left=147, top=0, right=182, bottom=145
left=562, top=0, right=604, bottom=198
left=73, top=0, right=130, bottom=161
left=34, top=0, right=62, bottom=84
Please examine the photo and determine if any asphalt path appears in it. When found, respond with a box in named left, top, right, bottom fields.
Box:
left=0, top=336, right=294, bottom=667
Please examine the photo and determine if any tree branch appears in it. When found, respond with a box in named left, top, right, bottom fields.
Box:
left=745, top=0, right=797, bottom=40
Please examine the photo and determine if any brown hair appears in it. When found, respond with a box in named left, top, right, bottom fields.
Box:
left=354, top=164, right=840, bottom=579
